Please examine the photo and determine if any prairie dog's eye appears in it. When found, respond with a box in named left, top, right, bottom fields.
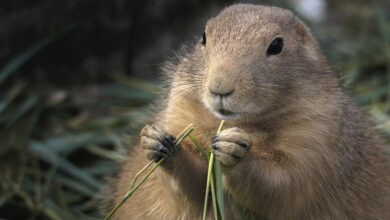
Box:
left=266, top=37, right=283, bottom=56
left=202, top=32, right=206, bottom=45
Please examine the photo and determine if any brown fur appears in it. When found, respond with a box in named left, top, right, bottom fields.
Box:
left=109, top=4, right=390, bottom=219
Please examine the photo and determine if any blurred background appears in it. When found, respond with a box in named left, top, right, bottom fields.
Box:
left=0, top=0, right=389, bottom=219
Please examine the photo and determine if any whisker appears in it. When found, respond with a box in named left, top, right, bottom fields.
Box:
left=169, top=85, right=203, bottom=100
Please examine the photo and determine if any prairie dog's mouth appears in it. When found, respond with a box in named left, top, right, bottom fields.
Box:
left=202, top=94, right=245, bottom=120
left=214, top=108, right=242, bottom=120
left=217, top=108, right=234, bottom=116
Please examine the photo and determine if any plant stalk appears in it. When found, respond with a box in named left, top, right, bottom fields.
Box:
left=202, top=120, right=225, bottom=220
left=104, top=123, right=194, bottom=220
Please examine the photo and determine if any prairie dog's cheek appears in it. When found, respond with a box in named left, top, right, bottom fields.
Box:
left=201, top=92, right=214, bottom=111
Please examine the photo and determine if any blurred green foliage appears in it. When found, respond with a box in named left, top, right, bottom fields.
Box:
left=0, top=0, right=389, bottom=219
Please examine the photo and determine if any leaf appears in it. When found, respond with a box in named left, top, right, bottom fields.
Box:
left=214, top=160, right=224, bottom=220
left=30, top=142, right=102, bottom=190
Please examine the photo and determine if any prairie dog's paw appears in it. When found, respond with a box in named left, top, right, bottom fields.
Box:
left=212, top=127, right=252, bottom=166
left=140, top=124, right=177, bottom=161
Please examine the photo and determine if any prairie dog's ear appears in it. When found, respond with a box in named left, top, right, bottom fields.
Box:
left=293, top=18, right=323, bottom=63
left=293, top=17, right=314, bottom=41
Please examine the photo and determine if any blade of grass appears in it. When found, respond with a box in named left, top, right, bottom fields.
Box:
left=214, top=121, right=226, bottom=220
left=86, top=144, right=127, bottom=162
left=355, top=85, right=388, bottom=105
left=104, top=158, right=164, bottom=220
left=203, top=120, right=225, bottom=220
left=104, top=83, right=157, bottom=106
left=53, top=175, right=96, bottom=197
left=189, top=134, right=208, bottom=161
left=203, top=153, right=215, bottom=220
left=214, top=159, right=224, bottom=220
left=30, top=142, right=102, bottom=189
left=0, top=84, right=24, bottom=115
left=210, top=164, right=222, bottom=220
left=30, top=131, right=113, bottom=156
left=41, top=206, right=63, bottom=220
left=43, top=198, right=78, bottom=220
left=344, top=67, right=359, bottom=87
left=3, top=95, right=38, bottom=127
left=375, top=7, right=390, bottom=110
left=104, top=124, right=194, bottom=220
left=129, top=161, right=154, bottom=189
left=111, top=73, right=161, bottom=94
left=82, top=162, right=114, bottom=176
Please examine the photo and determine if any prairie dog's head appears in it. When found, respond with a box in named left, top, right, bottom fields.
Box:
left=171, top=4, right=330, bottom=120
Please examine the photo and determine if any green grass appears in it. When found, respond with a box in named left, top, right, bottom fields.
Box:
left=203, top=120, right=225, bottom=220
left=0, top=37, right=159, bottom=217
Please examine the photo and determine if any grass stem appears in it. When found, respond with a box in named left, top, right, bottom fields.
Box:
left=189, top=134, right=208, bottom=161
left=202, top=120, right=225, bottom=220
left=104, top=123, right=194, bottom=220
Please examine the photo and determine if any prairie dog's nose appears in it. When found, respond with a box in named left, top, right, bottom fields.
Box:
left=209, top=87, right=235, bottom=97
left=208, top=76, right=235, bottom=97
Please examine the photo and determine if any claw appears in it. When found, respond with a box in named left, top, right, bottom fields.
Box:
left=211, top=127, right=252, bottom=166
left=141, top=124, right=178, bottom=162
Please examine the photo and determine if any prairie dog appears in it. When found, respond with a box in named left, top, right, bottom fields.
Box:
left=110, top=4, right=390, bottom=219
